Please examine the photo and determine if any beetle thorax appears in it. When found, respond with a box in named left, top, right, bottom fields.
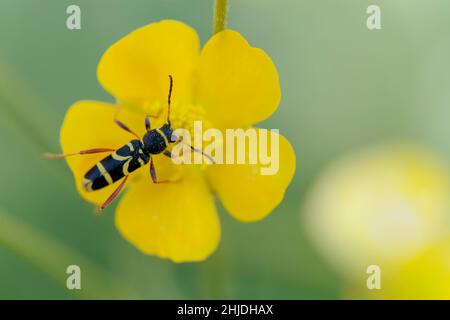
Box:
left=142, top=124, right=173, bottom=155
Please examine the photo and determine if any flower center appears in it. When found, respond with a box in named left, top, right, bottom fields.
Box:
left=142, top=100, right=213, bottom=134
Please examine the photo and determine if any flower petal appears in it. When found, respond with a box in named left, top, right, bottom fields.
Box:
left=60, top=100, right=145, bottom=205
left=195, top=30, right=281, bottom=128
left=207, top=130, right=296, bottom=222
left=98, top=20, right=200, bottom=111
left=115, top=168, right=220, bottom=262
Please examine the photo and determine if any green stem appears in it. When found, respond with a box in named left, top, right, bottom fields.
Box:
left=0, top=60, right=57, bottom=152
left=0, top=95, right=53, bottom=152
left=213, top=0, right=229, bottom=34
left=0, top=208, right=137, bottom=299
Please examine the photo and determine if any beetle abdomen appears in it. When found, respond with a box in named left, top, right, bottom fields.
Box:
left=83, top=140, right=149, bottom=191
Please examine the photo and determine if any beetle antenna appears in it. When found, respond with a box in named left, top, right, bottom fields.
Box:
left=167, top=75, right=173, bottom=125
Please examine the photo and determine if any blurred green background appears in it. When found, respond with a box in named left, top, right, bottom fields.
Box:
left=0, top=0, right=449, bottom=299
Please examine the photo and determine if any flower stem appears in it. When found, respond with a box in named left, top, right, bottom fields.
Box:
left=0, top=208, right=137, bottom=299
left=213, top=0, right=229, bottom=34
left=0, top=60, right=56, bottom=152
left=0, top=95, right=53, bottom=151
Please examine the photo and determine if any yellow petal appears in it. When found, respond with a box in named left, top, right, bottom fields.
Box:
left=115, top=168, right=220, bottom=262
left=302, top=144, right=450, bottom=278
left=98, top=20, right=200, bottom=111
left=195, top=30, right=281, bottom=128
left=60, top=100, right=145, bottom=205
left=207, top=130, right=296, bottom=222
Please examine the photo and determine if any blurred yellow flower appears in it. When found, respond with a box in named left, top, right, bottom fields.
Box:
left=347, top=236, right=450, bottom=299
left=59, top=20, right=296, bottom=262
left=302, top=144, right=450, bottom=278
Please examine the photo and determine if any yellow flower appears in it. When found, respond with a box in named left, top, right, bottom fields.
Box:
left=59, top=20, right=296, bottom=262
left=303, top=144, right=450, bottom=277
left=347, top=237, right=450, bottom=299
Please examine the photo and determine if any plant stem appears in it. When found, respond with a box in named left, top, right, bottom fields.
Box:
left=0, top=208, right=137, bottom=299
left=213, top=0, right=229, bottom=34
left=0, top=95, right=53, bottom=152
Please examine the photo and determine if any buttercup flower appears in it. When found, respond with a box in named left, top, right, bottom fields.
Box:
left=303, top=144, right=450, bottom=278
left=59, top=20, right=296, bottom=262
left=347, top=236, right=450, bottom=299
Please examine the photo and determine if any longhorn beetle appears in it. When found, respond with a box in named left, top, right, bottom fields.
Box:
left=46, top=75, right=214, bottom=211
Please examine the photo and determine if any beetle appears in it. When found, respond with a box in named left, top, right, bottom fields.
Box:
left=46, top=75, right=213, bottom=211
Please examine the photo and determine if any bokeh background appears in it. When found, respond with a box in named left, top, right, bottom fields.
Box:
left=0, top=0, right=449, bottom=299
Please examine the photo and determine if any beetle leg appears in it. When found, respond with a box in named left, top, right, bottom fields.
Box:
left=169, top=134, right=214, bottom=164
left=162, top=150, right=179, bottom=159
left=114, top=118, right=140, bottom=139
left=44, top=148, right=115, bottom=159
left=96, top=175, right=129, bottom=213
left=145, top=115, right=151, bottom=131
left=149, top=157, right=181, bottom=184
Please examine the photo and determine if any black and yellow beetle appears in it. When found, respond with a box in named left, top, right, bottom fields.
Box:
left=46, top=76, right=213, bottom=211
